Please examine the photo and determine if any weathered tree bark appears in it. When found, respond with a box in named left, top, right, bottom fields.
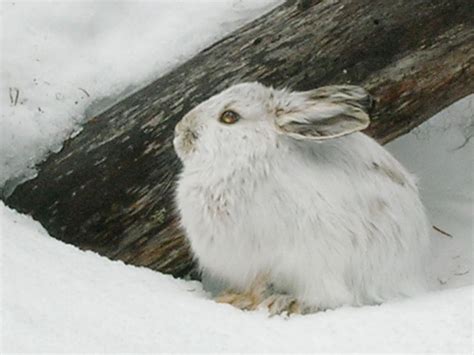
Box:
left=5, top=0, right=473, bottom=277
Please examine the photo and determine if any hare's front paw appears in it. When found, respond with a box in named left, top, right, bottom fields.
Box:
left=215, top=290, right=260, bottom=311
left=261, top=294, right=302, bottom=316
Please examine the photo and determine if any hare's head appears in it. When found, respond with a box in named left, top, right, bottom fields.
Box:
left=173, top=82, right=373, bottom=165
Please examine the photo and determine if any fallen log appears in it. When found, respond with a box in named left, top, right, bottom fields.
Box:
left=5, top=0, right=474, bottom=277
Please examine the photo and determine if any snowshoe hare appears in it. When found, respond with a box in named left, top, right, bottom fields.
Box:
left=174, top=82, right=430, bottom=315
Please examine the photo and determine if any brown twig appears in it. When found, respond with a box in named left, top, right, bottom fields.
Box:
left=437, top=277, right=448, bottom=285
left=433, top=225, right=454, bottom=238
left=9, top=87, right=19, bottom=106
left=78, top=87, right=90, bottom=97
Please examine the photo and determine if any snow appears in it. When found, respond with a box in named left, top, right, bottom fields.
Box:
left=387, top=96, right=474, bottom=291
left=0, top=0, right=282, bottom=193
left=1, top=0, right=473, bottom=353
left=1, top=203, right=472, bottom=353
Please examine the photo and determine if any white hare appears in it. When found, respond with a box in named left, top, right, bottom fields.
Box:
left=174, top=82, right=430, bottom=315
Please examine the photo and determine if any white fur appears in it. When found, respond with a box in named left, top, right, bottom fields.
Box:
left=174, top=82, right=430, bottom=310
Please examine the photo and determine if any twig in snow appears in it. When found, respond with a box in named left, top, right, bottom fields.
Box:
left=9, top=87, right=19, bottom=106
left=454, top=270, right=469, bottom=276
left=454, top=134, right=473, bottom=150
left=433, top=225, right=453, bottom=238
left=437, top=277, right=448, bottom=285
left=453, top=111, right=473, bottom=151
left=78, top=87, right=90, bottom=97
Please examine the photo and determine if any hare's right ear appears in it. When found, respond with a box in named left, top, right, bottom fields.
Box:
left=274, top=85, right=374, bottom=140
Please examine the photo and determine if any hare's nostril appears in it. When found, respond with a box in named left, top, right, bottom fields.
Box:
left=183, top=128, right=198, bottom=142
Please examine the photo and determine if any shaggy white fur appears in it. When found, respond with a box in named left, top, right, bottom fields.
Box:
left=174, top=82, right=430, bottom=312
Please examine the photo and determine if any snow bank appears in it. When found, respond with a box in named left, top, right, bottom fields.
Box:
left=1, top=203, right=472, bottom=353
left=0, top=0, right=282, bottom=192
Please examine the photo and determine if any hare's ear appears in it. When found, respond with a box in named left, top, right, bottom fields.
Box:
left=275, top=85, right=374, bottom=140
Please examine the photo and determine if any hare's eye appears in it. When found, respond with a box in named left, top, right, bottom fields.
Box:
left=219, top=110, right=240, bottom=124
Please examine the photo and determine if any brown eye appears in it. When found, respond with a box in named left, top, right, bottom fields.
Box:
left=219, top=110, right=240, bottom=124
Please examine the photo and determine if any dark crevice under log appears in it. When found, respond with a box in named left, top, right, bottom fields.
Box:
left=4, top=0, right=474, bottom=277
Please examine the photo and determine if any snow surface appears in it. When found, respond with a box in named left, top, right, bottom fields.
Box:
left=0, top=0, right=282, bottom=193
left=387, top=96, right=474, bottom=292
left=1, top=0, right=473, bottom=353
left=1, top=200, right=472, bottom=353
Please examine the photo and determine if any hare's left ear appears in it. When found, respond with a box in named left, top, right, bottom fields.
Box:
left=275, top=85, right=374, bottom=140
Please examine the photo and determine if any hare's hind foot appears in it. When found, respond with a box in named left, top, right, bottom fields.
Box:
left=214, top=274, right=311, bottom=316
left=215, top=291, right=260, bottom=311
left=215, top=273, right=270, bottom=311
left=261, top=294, right=302, bottom=316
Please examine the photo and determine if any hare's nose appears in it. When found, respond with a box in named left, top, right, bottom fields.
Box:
left=175, top=120, right=184, bottom=135
left=175, top=112, right=197, bottom=135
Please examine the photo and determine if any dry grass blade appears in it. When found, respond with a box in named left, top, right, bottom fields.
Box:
left=433, top=225, right=454, bottom=238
